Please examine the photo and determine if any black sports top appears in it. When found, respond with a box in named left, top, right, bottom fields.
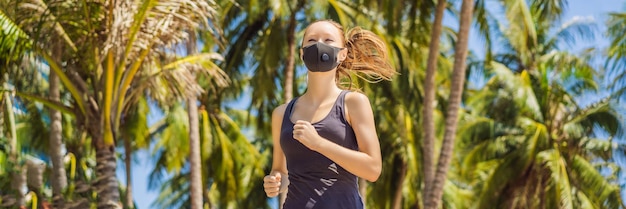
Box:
left=280, top=90, right=363, bottom=209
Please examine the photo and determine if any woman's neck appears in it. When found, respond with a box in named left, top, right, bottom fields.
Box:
left=303, top=71, right=342, bottom=103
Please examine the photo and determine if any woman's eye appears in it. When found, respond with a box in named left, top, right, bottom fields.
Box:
left=325, top=39, right=334, bottom=42
left=308, top=39, right=316, bottom=42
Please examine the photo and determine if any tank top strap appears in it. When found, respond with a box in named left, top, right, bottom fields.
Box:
left=283, top=97, right=299, bottom=125
left=335, top=90, right=350, bottom=124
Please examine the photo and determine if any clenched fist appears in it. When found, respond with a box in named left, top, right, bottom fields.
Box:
left=264, top=172, right=285, bottom=197
left=292, top=120, right=323, bottom=151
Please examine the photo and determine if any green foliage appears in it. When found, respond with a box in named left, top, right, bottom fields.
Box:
left=0, top=9, right=31, bottom=67
left=1, top=0, right=625, bottom=208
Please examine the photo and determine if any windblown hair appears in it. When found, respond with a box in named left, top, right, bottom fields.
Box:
left=303, top=20, right=396, bottom=89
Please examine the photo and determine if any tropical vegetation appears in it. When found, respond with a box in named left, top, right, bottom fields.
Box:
left=0, top=0, right=624, bottom=209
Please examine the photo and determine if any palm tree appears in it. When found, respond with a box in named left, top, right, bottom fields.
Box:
left=1, top=0, right=221, bottom=207
left=457, top=1, right=625, bottom=207
left=424, top=0, right=474, bottom=208
left=461, top=61, right=624, bottom=208
left=48, top=68, right=67, bottom=209
left=284, top=0, right=306, bottom=103
left=422, top=0, right=447, bottom=205
left=186, top=35, right=203, bottom=209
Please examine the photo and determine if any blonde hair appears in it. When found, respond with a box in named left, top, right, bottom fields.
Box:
left=303, top=20, right=396, bottom=89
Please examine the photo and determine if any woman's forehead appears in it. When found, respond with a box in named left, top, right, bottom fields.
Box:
left=304, top=21, right=342, bottom=37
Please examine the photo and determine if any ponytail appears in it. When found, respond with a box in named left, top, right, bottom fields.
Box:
left=337, top=27, right=396, bottom=89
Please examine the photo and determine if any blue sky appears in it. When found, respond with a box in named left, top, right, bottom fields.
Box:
left=116, top=1, right=626, bottom=208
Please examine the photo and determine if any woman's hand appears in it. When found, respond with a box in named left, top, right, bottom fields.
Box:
left=263, top=172, right=283, bottom=197
left=292, top=120, right=323, bottom=151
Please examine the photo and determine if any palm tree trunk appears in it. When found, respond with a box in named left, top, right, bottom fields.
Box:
left=392, top=161, right=407, bottom=209
left=94, top=138, right=121, bottom=209
left=3, top=74, right=17, bottom=162
left=424, top=0, right=474, bottom=208
left=4, top=79, right=25, bottom=207
left=188, top=95, right=203, bottom=209
left=283, top=5, right=297, bottom=102
left=422, top=0, right=447, bottom=204
left=187, top=31, right=203, bottom=209
left=49, top=70, right=67, bottom=209
left=11, top=165, right=26, bottom=207
left=123, top=137, right=133, bottom=208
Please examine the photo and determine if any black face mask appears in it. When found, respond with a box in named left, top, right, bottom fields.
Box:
left=302, top=42, right=343, bottom=72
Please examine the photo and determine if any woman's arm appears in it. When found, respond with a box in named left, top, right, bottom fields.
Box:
left=292, top=92, right=382, bottom=182
left=264, top=104, right=289, bottom=197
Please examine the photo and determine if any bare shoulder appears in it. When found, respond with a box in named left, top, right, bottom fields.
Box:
left=345, top=92, right=373, bottom=125
left=272, top=103, right=288, bottom=119
left=345, top=91, right=372, bottom=109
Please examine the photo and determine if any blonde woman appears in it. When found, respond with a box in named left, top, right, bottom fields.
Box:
left=264, top=20, right=395, bottom=209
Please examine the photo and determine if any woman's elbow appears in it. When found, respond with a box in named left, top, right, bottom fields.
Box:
left=365, top=164, right=382, bottom=182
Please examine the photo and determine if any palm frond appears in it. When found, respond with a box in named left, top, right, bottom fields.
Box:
left=442, top=179, right=474, bottom=209
left=153, top=103, right=190, bottom=174
left=606, top=12, right=626, bottom=100
left=0, top=9, right=31, bottom=67
left=23, top=0, right=78, bottom=51
left=473, top=155, right=523, bottom=209
left=120, top=97, right=150, bottom=149
left=12, top=91, right=75, bottom=116
left=537, top=149, right=574, bottom=208
left=473, top=0, right=501, bottom=61
left=569, top=155, right=623, bottom=208
left=530, top=0, right=568, bottom=24
left=135, top=51, right=228, bottom=109
left=546, top=16, right=597, bottom=50
left=540, top=50, right=598, bottom=95
left=568, top=98, right=623, bottom=139
left=502, top=0, right=537, bottom=57
left=151, top=173, right=191, bottom=209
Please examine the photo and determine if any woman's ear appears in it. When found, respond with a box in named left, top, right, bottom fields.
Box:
left=338, top=48, right=348, bottom=62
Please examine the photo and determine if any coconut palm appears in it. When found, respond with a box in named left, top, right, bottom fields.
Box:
left=457, top=1, right=625, bottom=208
left=186, top=41, right=203, bottom=209
left=421, top=0, right=448, bottom=205
left=461, top=60, right=624, bottom=208
left=424, top=0, right=474, bottom=208
left=0, top=0, right=221, bottom=207
left=48, top=52, right=68, bottom=209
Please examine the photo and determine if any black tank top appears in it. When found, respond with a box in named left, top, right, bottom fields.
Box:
left=280, top=90, right=363, bottom=209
